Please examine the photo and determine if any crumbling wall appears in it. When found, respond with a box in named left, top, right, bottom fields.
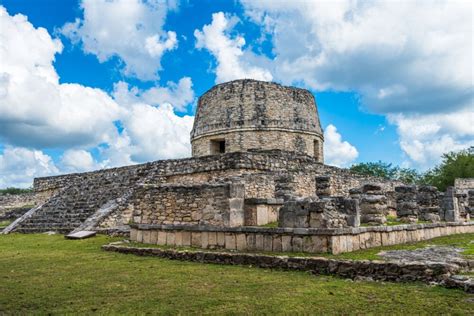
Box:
left=350, top=184, right=388, bottom=224
left=129, top=183, right=244, bottom=227
left=279, top=197, right=360, bottom=229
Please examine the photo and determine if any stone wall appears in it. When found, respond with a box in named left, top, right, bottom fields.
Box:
left=0, top=193, right=40, bottom=221
left=129, top=183, right=244, bottom=227
left=455, top=178, right=474, bottom=190
left=191, top=79, right=324, bottom=161
left=279, top=197, right=360, bottom=229
left=191, top=130, right=323, bottom=161
left=130, top=221, right=474, bottom=255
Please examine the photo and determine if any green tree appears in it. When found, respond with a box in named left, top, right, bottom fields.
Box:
left=350, top=161, right=420, bottom=184
left=422, top=147, right=474, bottom=191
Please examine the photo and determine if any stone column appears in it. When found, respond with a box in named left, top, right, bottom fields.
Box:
left=417, top=186, right=441, bottom=222
left=441, top=187, right=460, bottom=222
left=395, top=185, right=419, bottom=223
left=228, top=183, right=245, bottom=227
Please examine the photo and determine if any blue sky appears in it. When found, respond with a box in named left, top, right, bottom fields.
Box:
left=0, top=0, right=472, bottom=188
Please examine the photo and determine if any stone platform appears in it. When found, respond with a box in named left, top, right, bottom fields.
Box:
left=130, top=222, right=474, bottom=255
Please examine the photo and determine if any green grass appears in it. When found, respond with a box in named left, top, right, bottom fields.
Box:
left=1, top=234, right=473, bottom=314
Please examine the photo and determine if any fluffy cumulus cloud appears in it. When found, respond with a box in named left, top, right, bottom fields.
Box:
left=194, top=12, right=273, bottom=83
left=60, top=149, right=100, bottom=173
left=0, top=147, right=59, bottom=188
left=240, top=0, right=473, bottom=167
left=113, top=77, right=195, bottom=112
left=61, top=0, right=178, bottom=80
left=323, top=124, right=359, bottom=167
left=388, top=109, right=474, bottom=169
left=0, top=6, right=122, bottom=149
left=0, top=6, right=195, bottom=187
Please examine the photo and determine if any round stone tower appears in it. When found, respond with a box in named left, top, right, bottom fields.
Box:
left=190, top=79, right=324, bottom=162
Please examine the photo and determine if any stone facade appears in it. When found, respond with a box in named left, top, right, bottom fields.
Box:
left=130, top=221, right=474, bottom=255
left=191, top=80, right=324, bottom=161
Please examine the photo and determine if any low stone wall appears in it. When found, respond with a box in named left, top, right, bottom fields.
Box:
left=130, top=222, right=474, bottom=255
left=102, top=243, right=460, bottom=284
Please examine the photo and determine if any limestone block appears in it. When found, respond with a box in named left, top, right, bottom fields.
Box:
left=246, top=234, right=256, bottom=251
left=217, top=232, right=225, bottom=247
left=174, top=232, right=183, bottom=247
left=136, top=230, right=143, bottom=243
left=236, top=234, right=247, bottom=251
left=191, top=232, right=202, bottom=247
left=130, top=229, right=137, bottom=241
left=201, top=232, right=209, bottom=248
left=150, top=231, right=158, bottom=244
left=292, top=236, right=303, bottom=252
left=166, top=232, right=176, bottom=246
left=182, top=231, right=191, bottom=246
left=281, top=235, right=292, bottom=252
left=263, top=235, right=273, bottom=252
left=208, top=232, right=217, bottom=248
left=272, top=236, right=282, bottom=252
left=157, top=231, right=167, bottom=245
left=225, top=233, right=236, bottom=250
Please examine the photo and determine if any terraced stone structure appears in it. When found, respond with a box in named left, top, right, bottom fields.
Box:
left=2, top=79, right=473, bottom=255
left=191, top=80, right=324, bottom=162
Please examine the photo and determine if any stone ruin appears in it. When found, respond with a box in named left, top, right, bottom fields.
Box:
left=1, top=79, right=473, bottom=253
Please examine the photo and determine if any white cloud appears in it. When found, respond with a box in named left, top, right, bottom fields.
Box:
left=122, top=103, right=194, bottom=161
left=0, top=147, right=59, bottom=188
left=113, top=77, right=195, bottom=112
left=60, top=149, right=100, bottom=173
left=323, top=124, right=359, bottom=167
left=240, top=0, right=473, bottom=167
left=60, top=0, right=178, bottom=80
left=0, top=6, right=122, bottom=148
left=388, top=110, right=474, bottom=169
left=0, top=6, right=196, bottom=188
left=194, top=12, right=273, bottom=83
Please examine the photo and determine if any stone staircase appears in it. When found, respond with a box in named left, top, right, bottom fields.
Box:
left=12, top=175, right=134, bottom=234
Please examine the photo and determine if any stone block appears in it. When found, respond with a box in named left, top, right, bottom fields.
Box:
left=208, top=232, right=217, bottom=247
left=136, top=230, right=143, bottom=243
left=255, top=234, right=264, bottom=251
left=182, top=231, right=191, bottom=246
left=217, top=232, right=225, bottom=247
left=225, top=233, right=236, bottom=250
left=263, top=235, right=273, bottom=252
left=281, top=235, right=292, bottom=252
left=272, top=235, right=282, bottom=252
left=201, top=232, right=209, bottom=248
left=236, top=234, right=247, bottom=251
left=174, top=231, right=183, bottom=246
left=150, top=231, right=158, bottom=244
left=292, top=236, right=303, bottom=252
left=157, top=231, right=166, bottom=245
left=166, top=232, right=175, bottom=246
left=191, top=232, right=202, bottom=247
left=130, top=229, right=138, bottom=241
left=246, top=234, right=256, bottom=251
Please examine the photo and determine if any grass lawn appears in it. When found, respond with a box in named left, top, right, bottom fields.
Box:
left=0, top=234, right=473, bottom=315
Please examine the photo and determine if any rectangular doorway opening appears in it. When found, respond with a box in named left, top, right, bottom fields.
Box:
left=210, top=139, right=226, bottom=154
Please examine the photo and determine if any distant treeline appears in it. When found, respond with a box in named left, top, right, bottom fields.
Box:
left=350, top=147, right=474, bottom=192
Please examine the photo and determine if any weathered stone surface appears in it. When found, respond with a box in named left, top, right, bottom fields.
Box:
left=191, top=79, right=324, bottom=161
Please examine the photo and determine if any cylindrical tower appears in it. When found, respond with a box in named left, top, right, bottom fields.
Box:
left=190, top=79, right=324, bottom=162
